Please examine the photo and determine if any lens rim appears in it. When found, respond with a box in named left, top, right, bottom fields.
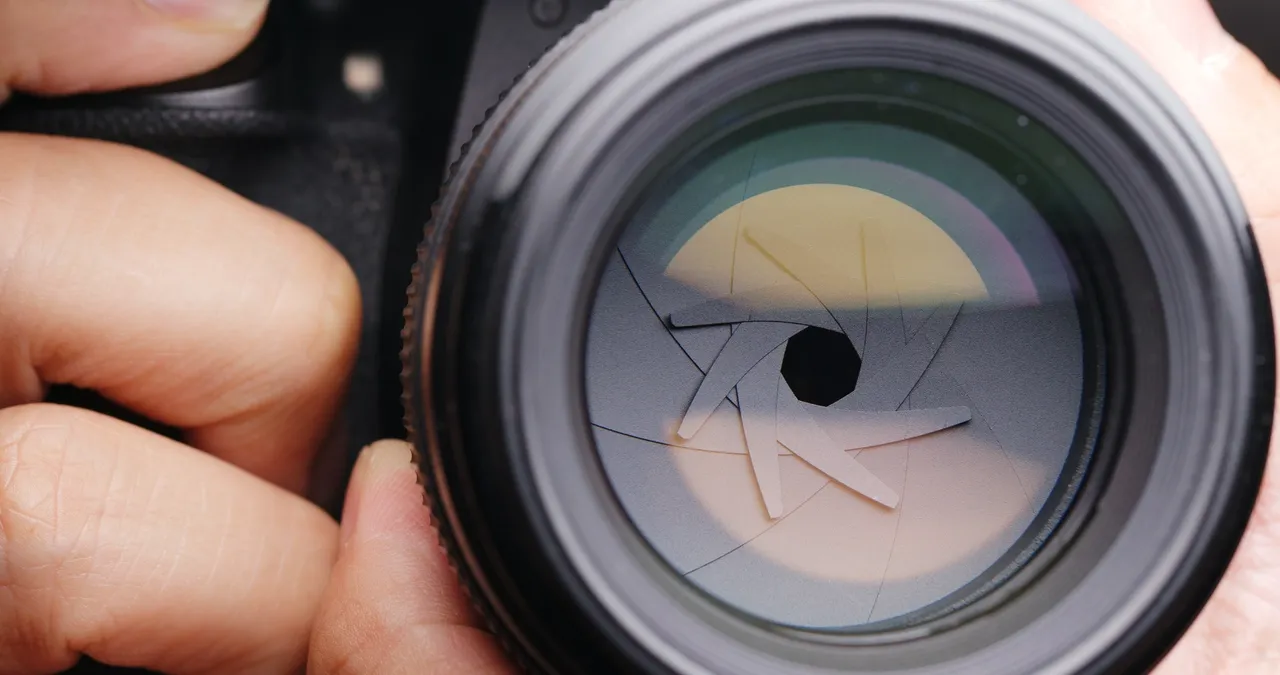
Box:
left=407, top=1, right=1273, bottom=673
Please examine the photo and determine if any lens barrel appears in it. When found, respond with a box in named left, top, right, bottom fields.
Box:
left=403, top=1, right=1273, bottom=673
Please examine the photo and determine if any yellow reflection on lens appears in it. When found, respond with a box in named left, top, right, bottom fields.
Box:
left=666, top=184, right=989, bottom=310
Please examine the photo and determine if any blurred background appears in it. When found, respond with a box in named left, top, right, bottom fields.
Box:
left=1216, top=0, right=1280, bottom=72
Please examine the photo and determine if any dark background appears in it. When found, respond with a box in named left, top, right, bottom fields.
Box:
left=1216, top=0, right=1280, bottom=71
left=0, top=0, right=1269, bottom=673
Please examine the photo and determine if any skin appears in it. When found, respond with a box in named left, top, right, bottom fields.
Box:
left=0, top=0, right=1274, bottom=673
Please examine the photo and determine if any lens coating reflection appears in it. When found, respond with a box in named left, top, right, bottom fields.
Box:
left=586, top=71, right=1088, bottom=631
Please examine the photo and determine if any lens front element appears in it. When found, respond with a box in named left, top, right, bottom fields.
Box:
left=585, top=70, right=1093, bottom=631
left=408, top=4, right=1271, bottom=670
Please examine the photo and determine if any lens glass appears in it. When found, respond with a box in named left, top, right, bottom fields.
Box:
left=584, top=69, right=1101, bottom=631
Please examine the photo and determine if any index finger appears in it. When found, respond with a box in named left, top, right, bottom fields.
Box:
left=0, top=133, right=361, bottom=493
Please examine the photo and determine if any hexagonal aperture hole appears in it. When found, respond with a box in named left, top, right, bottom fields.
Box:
left=781, top=326, right=862, bottom=407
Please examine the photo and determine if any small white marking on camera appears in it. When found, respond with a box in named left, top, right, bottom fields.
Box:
left=344, top=53, right=384, bottom=100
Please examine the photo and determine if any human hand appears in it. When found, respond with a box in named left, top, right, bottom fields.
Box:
left=0, top=1, right=504, bottom=673
left=0, top=1, right=1277, bottom=674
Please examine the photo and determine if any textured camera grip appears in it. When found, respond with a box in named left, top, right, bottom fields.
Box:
left=0, top=104, right=302, bottom=142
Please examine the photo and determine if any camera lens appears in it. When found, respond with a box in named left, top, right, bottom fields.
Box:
left=404, top=1, right=1272, bottom=673
left=587, top=68, right=1099, bottom=632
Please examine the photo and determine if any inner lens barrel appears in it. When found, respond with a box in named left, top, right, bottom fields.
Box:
left=585, top=68, right=1104, bottom=631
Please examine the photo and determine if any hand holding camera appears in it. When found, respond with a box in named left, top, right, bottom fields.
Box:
left=0, top=1, right=1278, bottom=674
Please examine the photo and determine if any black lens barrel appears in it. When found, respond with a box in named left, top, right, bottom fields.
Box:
left=403, top=1, right=1273, bottom=673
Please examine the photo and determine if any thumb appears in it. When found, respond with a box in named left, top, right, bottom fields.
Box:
left=308, top=440, right=515, bottom=675
left=1072, top=0, right=1280, bottom=224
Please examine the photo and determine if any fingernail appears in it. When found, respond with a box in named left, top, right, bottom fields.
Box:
left=364, top=439, right=414, bottom=479
left=340, top=440, right=416, bottom=546
left=140, top=0, right=270, bottom=30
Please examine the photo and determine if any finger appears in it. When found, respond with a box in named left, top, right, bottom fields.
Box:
left=309, top=440, right=515, bottom=675
left=0, top=403, right=339, bottom=675
left=0, top=134, right=362, bottom=493
left=0, top=0, right=269, bottom=100
left=1072, top=0, right=1280, bottom=223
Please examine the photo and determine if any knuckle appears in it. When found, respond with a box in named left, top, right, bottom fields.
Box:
left=0, top=403, right=101, bottom=670
left=0, top=404, right=116, bottom=583
left=0, top=404, right=80, bottom=551
left=0, top=404, right=117, bottom=581
left=206, top=237, right=362, bottom=420
left=298, top=247, right=362, bottom=382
